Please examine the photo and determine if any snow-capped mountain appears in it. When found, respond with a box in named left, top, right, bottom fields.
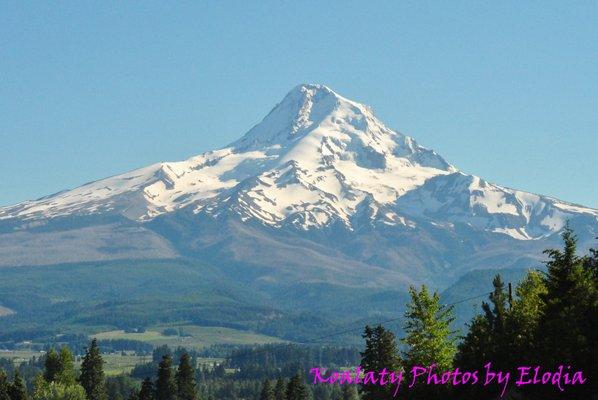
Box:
left=1, top=84, right=597, bottom=286
left=1, top=84, right=454, bottom=226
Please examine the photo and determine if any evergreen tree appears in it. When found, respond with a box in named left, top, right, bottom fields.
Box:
left=138, top=379, right=153, bottom=400
left=0, top=371, right=10, bottom=400
left=341, top=385, right=358, bottom=400
left=507, top=270, right=547, bottom=362
left=175, top=353, right=196, bottom=400
left=402, top=285, right=456, bottom=370
left=455, top=314, right=490, bottom=370
left=274, top=378, right=286, bottom=400
left=285, top=375, right=308, bottom=400
left=32, top=373, right=87, bottom=400
left=9, top=371, right=27, bottom=400
left=80, top=339, right=107, bottom=400
left=401, top=285, right=455, bottom=399
left=360, top=325, right=400, bottom=400
left=259, top=379, right=274, bottom=400
left=154, top=356, right=176, bottom=400
left=536, top=227, right=597, bottom=397
left=57, top=347, right=76, bottom=386
left=44, top=349, right=61, bottom=383
left=481, top=275, right=509, bottom=369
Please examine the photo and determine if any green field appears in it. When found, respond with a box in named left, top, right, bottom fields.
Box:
left=91, top=325, right=286, bottom=350
left=0, top=350, right=225, bottom=377
left=0, top=349, right=43, bottom=364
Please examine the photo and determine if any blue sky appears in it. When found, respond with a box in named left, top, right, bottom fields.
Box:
left=1, top=1, right=597, bottom=208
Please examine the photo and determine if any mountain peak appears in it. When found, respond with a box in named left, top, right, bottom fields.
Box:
left=231, top=83, right=347, bottom=151
left=3, top=85, right=595, bottom=245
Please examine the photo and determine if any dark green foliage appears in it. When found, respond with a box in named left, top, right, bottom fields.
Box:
left=341, top=384, right=358, bottom=400
left=9, top=371, right=27, bottom=400
left=274, top=378, right=286, bottom=400
left=138, top=378, right=153, bottom=400
left=534, top=227, right=597, bottom=397
left=57, top=346, right=77, bottom=386
left=507, top=270, right=546, bottom=362
left=285, top=374, right=308, bottom=400
left=360, top=325, right=400, bottom=400
left=481, top=275, right=509, bottom=369
left=175, top=354, right=196, bottom=400
left=0, top=371, right=10, bottom=400
left=225, top=344, right=360, bottom=380
left=154, top=356, right=176, bottom=400
left=259, top=379, right=274, bottom=400
left=43, top=349, right=61, bottom=383
left=80, top=339, right=107, bottom=400
left=455, top=228, right=598, bottom=399
left=106, top=377, right=138, bottom=400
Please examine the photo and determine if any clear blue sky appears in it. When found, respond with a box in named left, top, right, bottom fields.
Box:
left=1, top=2, right=597, bottom=208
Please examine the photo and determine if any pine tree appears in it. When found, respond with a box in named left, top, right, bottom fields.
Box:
left=176, top=353, right=196, bottom=400
left=0, top=371, right=10, bottom=400
left=138, top=378, right=153, bottom=400
left=401, top=285, right=456, bottom=399
left=341, top=384, right=358, bottom=400
left=259, top=379, right=274, bottom=400
left=285, top=375, right=308, bottom=400
left=507, top=270, right=547, bottom=362
left=274, top=378, right=286, bottom=400
left=44, top=348, right=62, bottom=383
left=360, top=325, right=400, bottom=400
left=9, top=371, right=27, bottom=400
left=57, top=346, right=77, bottom=386
left=536, top=227, right=596, bottom=397
left=155, top=355, right=176, bottom=400
left=80, top=339, right=107, bottom=400
left=402, top=285, right=456, bottom=371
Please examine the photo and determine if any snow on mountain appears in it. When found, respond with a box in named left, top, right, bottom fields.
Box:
left=1, top=84, right=596, bottom=241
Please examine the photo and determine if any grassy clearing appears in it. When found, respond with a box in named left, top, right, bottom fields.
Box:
left=0, top=350, right=224, bottom=378
left=0, top=349, right=43, bottom=364
left=102, top=353, right=146, bottom=376
left=91, top=325, right=285, bottom=350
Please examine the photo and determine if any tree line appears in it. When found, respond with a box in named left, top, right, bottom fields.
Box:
left=1, top=227, right=595, bottom=400
left=357, top=227, right=597, bottom=399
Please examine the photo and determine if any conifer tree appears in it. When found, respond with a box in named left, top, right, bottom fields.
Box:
left=154, top=355, right=176, bottom=400
left=259, top=379, right=274, bottom=400
left=9, top=371, right=27, bottom=400
left=57, top=347, right=77, bottom=386
left=44, top=348, right=61, bottom=383
left=285, top=374, right=308, bottom=400
left=507, top=270, right=547, bottom=361
left=0, top=371, right=10, bottom=400
left=360, top=325, right=400, bottom=400
left=455, top=314, right=490, bottom=371
left=401, top=286, right=456, bottom=399
left=341, top=384, right=358, bottom=400
left=481, top=275, right=509, bottom=369
left=80, top=339, right=107, bottom=400
left=138, top=378, right=153, bottom=400
left=402, top=285, right=456, bottom=371
left=176, top=353, right=196, bottom=400
left=274, top=378, right=286, bottom=400
left=536, top=227, right=596, bottom=397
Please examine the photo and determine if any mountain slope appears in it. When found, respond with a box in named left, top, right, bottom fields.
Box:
left=1, top=84, right=597, bottom=286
